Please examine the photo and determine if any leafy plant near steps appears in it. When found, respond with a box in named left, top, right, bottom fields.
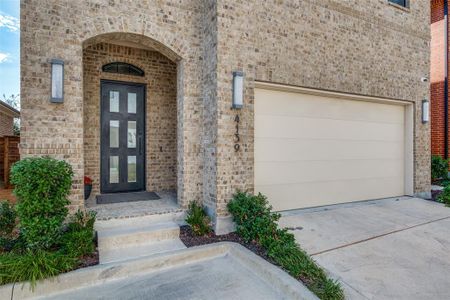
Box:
left=431, top=155, right=449, bottom=182
left=61, top=210, right=97, bottom=258
left=185, top=201, right=212, bottom=236
left=438, top=185, right=450, bottom=207
left=0, top=210, right=97, bottom=288
left=228, top=192, right=344, bottom=300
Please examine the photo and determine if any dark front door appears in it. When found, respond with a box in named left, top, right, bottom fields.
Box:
left=101, top=81, right=145, bottom=193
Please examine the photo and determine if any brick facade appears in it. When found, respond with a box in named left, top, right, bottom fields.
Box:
left=21, top=0, right=431, bottom=232
left=0, top=112, right=14, bottom=137
left=430, top=0, right=449, bottom=161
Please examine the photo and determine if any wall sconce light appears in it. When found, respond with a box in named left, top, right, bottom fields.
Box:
left=50, top=59, right=64, bottom=103
left=232, top=71, right=244, bottom=109
left=422, top=99, right=429, bottom=124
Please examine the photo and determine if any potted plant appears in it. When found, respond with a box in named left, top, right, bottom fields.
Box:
left=84, top=176, right=93, bottom=200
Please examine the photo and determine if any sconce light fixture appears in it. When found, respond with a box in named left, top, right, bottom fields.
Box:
left=232, top=71, right=244, bottom=109
left=50, top=59, right=64, bottom=103
left=422, top=99, right=429, bottom=124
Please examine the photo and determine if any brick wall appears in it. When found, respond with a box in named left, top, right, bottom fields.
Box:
left=0, top=113, right=14, bottom=137
left=21, top=0, right=431, bottom=227
left=430, top=0, right=448, bottom=160
left=21, top=0, right=207, bottom=211
left=83, top=43, right=177, bottom=197
left=213, top=0, right=431, bottom=220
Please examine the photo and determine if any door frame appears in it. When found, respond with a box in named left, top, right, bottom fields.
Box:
left=99, top=79, right=147, bottom=194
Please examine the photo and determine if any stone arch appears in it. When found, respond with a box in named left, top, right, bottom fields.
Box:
left=82, top=32, right=183, bottom=63
left=82, top=31, right=183, bottom=206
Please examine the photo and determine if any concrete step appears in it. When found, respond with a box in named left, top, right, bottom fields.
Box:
left=98, top=222, right=180, bottom=251
left=95, top=211, right=186, bottom=231
left=99, top=239, right=187, bottom=264
left=97, top=220, right=187, bottom=264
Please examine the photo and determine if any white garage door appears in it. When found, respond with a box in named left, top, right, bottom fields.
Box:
left=255, top=87, right=410, bottom=211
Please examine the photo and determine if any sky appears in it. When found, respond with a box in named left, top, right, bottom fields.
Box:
left=0, top=0, right=20, bottom=99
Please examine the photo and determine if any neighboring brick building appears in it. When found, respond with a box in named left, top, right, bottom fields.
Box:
left=0, top=101, right=19, bottom=137
left=21, top=0, right=430, bottom=233
left=431, top=0, right=450, bottom=161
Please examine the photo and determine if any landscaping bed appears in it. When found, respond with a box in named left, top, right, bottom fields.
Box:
left=180, top=225, right=271, bottom=262
left=183, top=195, right=344, bottom=300
left=0, top=157, right=98, bottom=288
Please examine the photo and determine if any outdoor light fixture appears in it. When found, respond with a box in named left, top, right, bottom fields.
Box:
left=422, top=99, right=429, bottom=124
left=232, top=71, right=244, bottom=109
left=50, top=59, right=64, bottom=103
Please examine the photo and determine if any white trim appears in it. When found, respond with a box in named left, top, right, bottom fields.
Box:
left=254, top=81, right=413, bottom=106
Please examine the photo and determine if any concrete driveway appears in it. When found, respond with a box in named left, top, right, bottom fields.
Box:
left=279, top=197, right=450, bottom=300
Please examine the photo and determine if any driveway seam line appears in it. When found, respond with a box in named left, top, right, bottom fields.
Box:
left=311, top=215, right=450, bottom=256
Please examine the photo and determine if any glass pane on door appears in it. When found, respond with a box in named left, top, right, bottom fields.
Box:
left=110, top=156, right=119, bottom=183
left=128, top=156, right=136, bottom=182
left=110, top=91, right=119, bottom=112
left=110, top=120, right=119, bottom=148
left=128, top=93, right=137, bottom=113
left=128, top=121, right=136, bottom=148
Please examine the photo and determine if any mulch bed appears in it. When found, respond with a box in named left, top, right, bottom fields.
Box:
left=78, top=249, right=99, bottom=268
left=180, top=226, right=316, bottom=289
left=179, top=225, right=274, bottom=264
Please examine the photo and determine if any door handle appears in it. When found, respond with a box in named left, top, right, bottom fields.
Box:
left=138, top=136, right=143, bottom=156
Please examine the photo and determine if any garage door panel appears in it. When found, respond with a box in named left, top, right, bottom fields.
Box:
left=255, top=160, right=404, bottom=186
left=255, top=138, right=404, bottom=162
left=255, top=115, right=404, bottom=142
left=256, top=177, right=404, bottom=211
left=254, top=87, right=407, bottom=211
left=255, top=89, right=405, bottom=124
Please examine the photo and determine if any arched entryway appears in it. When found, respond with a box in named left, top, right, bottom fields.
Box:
left=82, top=33, right=181, bottom=206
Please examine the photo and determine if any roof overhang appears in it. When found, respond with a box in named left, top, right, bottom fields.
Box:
left=0, top=101, right=20, bottom=118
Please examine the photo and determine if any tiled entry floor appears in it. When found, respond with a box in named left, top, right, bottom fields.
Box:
left=87, top=190, right=181, bottom=220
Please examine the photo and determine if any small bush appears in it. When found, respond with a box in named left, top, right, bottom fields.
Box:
left=0, top=201, right=16, bottom=237
left=0, top=201, right=17, bottom=252
left=61, top=210, right=96, bottom=257
left=438, top=185, right=450, bottom=207
left=10, top=157, right=74, bottom=250
left=227, top=192, right=280, bottom=243
left=432, top=155, right=449, bottom=181
left=185, top=202, right=211, bottom=236
left=0, top=249, right=78, bottom=288
left=228, top=192, right=344, bottom=300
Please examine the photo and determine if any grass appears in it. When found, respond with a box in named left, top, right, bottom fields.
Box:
left=0, top=250, right=78, bottom=288
left=0, top=210, right=97, bottom=289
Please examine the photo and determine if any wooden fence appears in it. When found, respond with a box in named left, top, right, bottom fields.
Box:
left=0, top=136, right=20, bottom=188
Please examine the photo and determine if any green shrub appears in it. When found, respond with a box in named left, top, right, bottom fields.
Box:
left=0, top=210, right=96, bottom=288
left=228, top=192, right=344, bottom=300
left=0, top=249, right=78, bottom=288
left=438, top=185, right=450, bottom=206
left=0, top=201, right=17, bottom=252
left=61, top=210, right=96, bottom=257
left=10, top=157, right=73, bottom=250
left=0, top=200, right=16, bottom=237
left=227, top=192, right=280, bottom=243
left=432, top=155, right=449, bottom=181
left=185, top=201, right=211, bottom=236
